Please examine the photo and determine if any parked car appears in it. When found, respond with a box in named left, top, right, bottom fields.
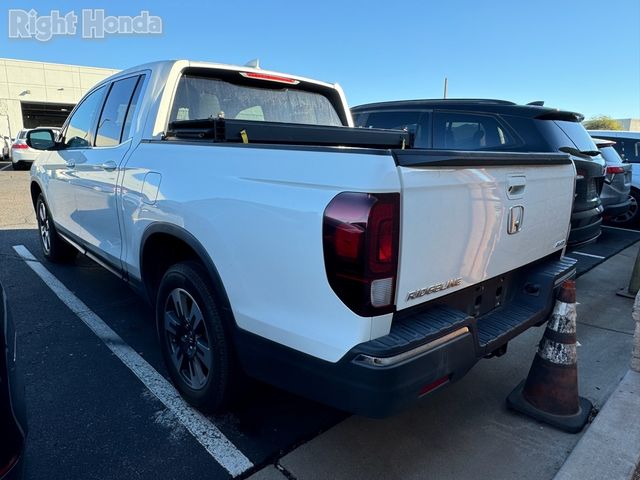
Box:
left=0, top=281, right=26, bottom=479
left=11, top=128, right=60, bottom=170
left=591, top=138, right=634, bottom=226
left=588, top=130, right=640, bottom=226
left=352, top=99, right=607, bottom=246
left=587, top=130, right=640, bottom=163
left=26, top=60, right=576, bottom=417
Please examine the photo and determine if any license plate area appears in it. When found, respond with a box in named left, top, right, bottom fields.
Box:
left=431, top=270, right=517, bottom=318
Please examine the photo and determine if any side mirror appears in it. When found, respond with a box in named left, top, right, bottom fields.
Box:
left=26, top=129, right=57, bottom=150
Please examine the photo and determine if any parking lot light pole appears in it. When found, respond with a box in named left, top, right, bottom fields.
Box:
left=631, top=292, right=640, bottom=372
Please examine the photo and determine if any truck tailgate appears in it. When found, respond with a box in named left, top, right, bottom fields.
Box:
left=393, top=150, right=575, bottom=311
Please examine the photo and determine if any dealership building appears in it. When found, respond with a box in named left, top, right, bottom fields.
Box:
left=0, top=58, right=119, bottom=139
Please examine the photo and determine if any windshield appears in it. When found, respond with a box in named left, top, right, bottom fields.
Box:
left=170, top=75, right=343, bottom=127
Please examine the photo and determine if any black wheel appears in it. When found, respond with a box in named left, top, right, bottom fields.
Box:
left=35, top=194, right=77, bottom=262
left=609, top=188, right=640, bottom=228
left=156, top=261, right=238, bottom=412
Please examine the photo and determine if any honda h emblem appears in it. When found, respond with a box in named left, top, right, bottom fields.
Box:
left=508, top=205, right=524, bottom=234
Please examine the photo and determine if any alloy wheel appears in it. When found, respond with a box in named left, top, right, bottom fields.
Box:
left=38, top=201, right=51, bottom=254
left=163, top=288, right=212, bottom=390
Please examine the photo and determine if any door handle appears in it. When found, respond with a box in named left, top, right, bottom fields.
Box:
left=100, top=161, right=117, bottom=172
left=507, top=175, right=526, bottom=199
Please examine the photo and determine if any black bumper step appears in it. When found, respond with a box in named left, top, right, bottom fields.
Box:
left=351, top=255, right=577, bottom=359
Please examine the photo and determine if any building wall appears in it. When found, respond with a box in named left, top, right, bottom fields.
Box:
left=614, top=118, right=640, bottom=132
left=0, top=58, right=119, bottom=138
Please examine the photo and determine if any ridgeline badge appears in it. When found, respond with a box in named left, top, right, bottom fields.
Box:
left=406, top=278, right=463, bottom=301
left=8, top=9, right=163, bottom=42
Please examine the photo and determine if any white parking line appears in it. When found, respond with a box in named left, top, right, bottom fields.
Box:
left=0, top=163, right=11, bottom=171
left=602, top=225, right=640, bottom=234
left=12, top=244, right=253, bottom=477
left=570, top=251, right=606, bottom=259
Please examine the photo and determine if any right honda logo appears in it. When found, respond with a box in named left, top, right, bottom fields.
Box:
left=508, top=205, right=524, bottom=235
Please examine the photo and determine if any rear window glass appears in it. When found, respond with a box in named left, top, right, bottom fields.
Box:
left=433, top=111, right=515, bottom=150
left=553, top=121, right=598, bottom=152
left=599, top=145, right=623, bottom=165
left=170, top=75, right=342, bottom=127
left=18, top=130, right=26, bottom=139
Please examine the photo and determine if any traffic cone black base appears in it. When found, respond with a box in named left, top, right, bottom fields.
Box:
left=507, top=380, right=592, bottom=434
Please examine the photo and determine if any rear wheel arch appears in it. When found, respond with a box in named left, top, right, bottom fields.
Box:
left=139, top=224, right=235, bottom=326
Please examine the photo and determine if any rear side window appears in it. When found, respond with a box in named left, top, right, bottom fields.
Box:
left=170, top=75, right=342, bottom=126
left=95, top=75, right=142, bottom=147
left=433, top=111, right=515, bottom=150
left=353, top=110, right=428, bottom=147
left=122, top=77, right=144, bottom=141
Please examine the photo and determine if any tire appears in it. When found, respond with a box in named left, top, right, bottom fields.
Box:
left=609, top=188, right=640, bottom=228
left=156, top=261, right=239, bottom=412
left=35, top=194, right=77, bottom=262
left=12, top=161, right=29, bottom=171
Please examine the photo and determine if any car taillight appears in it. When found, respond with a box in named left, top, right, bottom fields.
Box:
left=11, top=143, right=28, bottom=149
left=606, top=166, right=625, bottom=174
left=323, top=192, right=400, bottom=316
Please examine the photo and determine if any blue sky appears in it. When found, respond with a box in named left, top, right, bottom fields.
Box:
left=1, top=0, right=639, bottom=119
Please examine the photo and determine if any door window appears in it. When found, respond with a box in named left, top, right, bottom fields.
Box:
left=433, top=111, right=516, bottom=150
left=95, top=76, right=143, bottom=147
left=63, top=86, right=107, bottom=149
left=619, top=139, right=640, bottom=163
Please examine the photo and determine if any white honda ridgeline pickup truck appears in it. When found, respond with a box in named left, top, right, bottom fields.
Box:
left=26, top=60, right=577, bottom=417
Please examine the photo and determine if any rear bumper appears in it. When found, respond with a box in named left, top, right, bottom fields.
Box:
left=568, top=205, right=603, bottom=246
left=234, top=255, right=577, bottom=417
left=603, top=198, right=631, bottom=218
left=11, top=150, right=39, bottom=164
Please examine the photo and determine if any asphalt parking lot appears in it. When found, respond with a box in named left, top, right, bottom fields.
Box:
left=0, top=162, right=637, bottom=480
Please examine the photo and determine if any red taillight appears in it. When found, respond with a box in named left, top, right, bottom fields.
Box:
left=12, top=143, right=28, bottom=149
left=323, top=192, right=400, bottom=316
left=606, top=165, right=625, bottom=174
left=239, top=72, right=300, bottom=84
left=0, top=454, right=19, bottom=476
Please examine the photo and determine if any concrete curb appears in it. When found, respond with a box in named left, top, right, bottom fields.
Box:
left=554, top=370, right=640, bottom=480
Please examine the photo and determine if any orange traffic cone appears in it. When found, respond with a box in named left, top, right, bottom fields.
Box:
left=506, top=280, right=592, bottom=433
